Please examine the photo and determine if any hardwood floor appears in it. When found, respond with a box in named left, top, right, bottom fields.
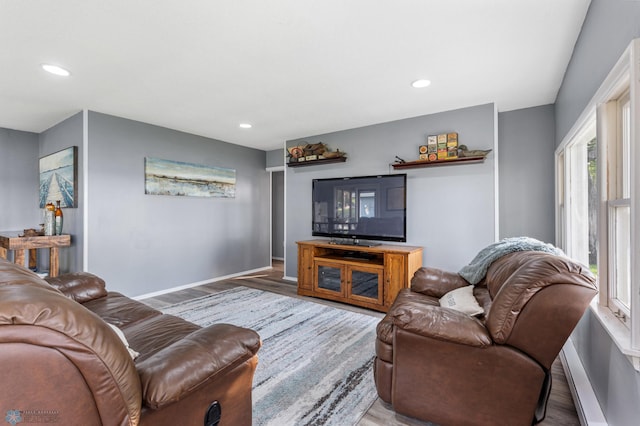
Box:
left=142, top=260, right=580, bottom=426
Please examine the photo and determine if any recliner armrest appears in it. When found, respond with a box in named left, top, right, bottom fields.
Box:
left=45, top=272, right=108, bottom=303
left=391, top=302, right=491, bottom=347
left=137, top=324, right=261, bottom=409
left=410, top=267, right=470, bottom=298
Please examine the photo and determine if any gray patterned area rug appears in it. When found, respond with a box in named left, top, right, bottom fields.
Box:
left=161, top=286, right=379, bottom=426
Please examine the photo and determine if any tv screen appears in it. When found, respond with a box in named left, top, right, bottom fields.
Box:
left=312, top=174, right=407, bottom=243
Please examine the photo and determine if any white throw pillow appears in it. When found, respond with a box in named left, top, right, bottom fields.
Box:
left=439, top=285, right=484, bottom=316
left=107, top=323, right=140, bottom=360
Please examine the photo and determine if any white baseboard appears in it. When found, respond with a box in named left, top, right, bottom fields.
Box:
left=282, top=275, right=297, bottom=283
left=133, top=266, right=272, bottom=300
left=560, top=338, right=608, bottom=426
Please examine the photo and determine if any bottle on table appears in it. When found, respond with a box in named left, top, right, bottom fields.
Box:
left=55, top=200, right=63, bottom=235
left=44, top=202, right=55, bottom=236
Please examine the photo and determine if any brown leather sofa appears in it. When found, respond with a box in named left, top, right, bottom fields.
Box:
left=374, top=251, right=597, bottom=426
left=0, top=258, right=261, bottom=426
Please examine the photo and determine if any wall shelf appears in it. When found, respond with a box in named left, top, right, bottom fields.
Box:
left=287, top=156, right=347, bottom=167
left=391, top=155, right=486, bottom=170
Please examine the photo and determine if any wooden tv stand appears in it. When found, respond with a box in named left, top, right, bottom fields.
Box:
left=296, top=240, right=423, bottom=312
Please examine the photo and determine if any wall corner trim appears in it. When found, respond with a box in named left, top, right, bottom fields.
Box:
left=82, top=109, right=89, bottom=272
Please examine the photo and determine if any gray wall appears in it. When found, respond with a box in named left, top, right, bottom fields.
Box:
left=266, top=148, right=285, bottom=168
left=38, top=112, right=84, bottom=273
left=0, top=128, right=40, bottom=233
left=86, top=112, right=270, bottom=297
left=272, top=171, right=284, bottom=259
left=285, top=103, right=497, bottom=278
left=572, top=312, right=640, bottom=425
left=555, top=0, right=640, bottom=146
left=554, top=1, right=640, bottom=424
left=498, top=105, right=555, bottom=242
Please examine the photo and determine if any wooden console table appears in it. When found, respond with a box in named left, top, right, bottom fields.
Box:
left=297, top=240, right=423, bottom=312
left=0, top=231, right=71, bottom=277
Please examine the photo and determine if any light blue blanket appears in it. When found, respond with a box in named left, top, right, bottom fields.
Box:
left=458, top=237, right=565, bottom=285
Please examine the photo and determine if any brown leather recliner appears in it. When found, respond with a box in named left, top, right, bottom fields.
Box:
left=0, top=258, right=261, bottom=426
left=374, top=251, right=597, bottom=426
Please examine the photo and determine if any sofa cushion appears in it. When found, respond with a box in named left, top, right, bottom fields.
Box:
left=474, top=286, right=492, bottom=318
left=45, top=272, right=108, bottom=303
left=107, top=323, right=140, bottom=360
left=82, top=292, right=161, bottom=328
left=120, top=314, right=201, bottom=363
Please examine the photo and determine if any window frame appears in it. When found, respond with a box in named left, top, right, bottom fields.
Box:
left=555, top=38, right=640, bottom=368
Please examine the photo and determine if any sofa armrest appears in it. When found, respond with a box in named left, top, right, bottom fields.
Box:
left=391, top=301, right=491, bottom=347
left=45, top=272, right=108, bottom=303
left=137, top=324, right=261, bottom=409
left=410, top=267, right=470, bottom=298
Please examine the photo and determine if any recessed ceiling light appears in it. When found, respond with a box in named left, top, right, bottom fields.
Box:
left=411, top=79, right=431, bottom=88
left=239, top=123, right=252, bottom=129
left=42, top=64, right=71, bottom=77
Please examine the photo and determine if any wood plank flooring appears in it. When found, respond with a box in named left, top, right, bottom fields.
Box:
left=142, top=260, right=580, bottom=426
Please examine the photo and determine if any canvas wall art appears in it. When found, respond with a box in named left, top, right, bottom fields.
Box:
left=145, top=157, right=236, bottom=198
left=39, top=146, right=78, bottom=208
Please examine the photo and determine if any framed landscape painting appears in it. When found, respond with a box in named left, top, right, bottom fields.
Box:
left=144, top=157, right=236, bottom=198
left=39, top=146, right=78, bottom=208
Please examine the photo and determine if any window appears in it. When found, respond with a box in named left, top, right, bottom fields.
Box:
left=608, top=92, right=631, bottom=317
left=334, top=188, right=378, bottom=231
left=609, top=200, right=630, bottom=311
left=334, top=188, right=357, bottom=231
left=359, top=191, right=376, bottom=218
left=556, top=39, right=640, bottom=361
left=559, top=120, right=597, bottom=271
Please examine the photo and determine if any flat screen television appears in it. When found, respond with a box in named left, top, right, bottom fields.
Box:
left=312, top=174, right=407, bottom=244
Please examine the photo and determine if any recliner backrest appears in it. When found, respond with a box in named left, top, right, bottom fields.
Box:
left=484, top=252, right=597, bottom=369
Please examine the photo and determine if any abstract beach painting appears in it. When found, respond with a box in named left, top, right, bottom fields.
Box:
left=145, top=157, right=236, bottom=198
left=39, top=146, right=78, bottom=208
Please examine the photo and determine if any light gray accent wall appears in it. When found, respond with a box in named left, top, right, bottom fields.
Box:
left=0, top=128, right=40, bottom=232
left=285, top=103, right=497, bottom=278
left=272, top=171, right=284, bottom=259
left=266, top=148, right=285, bottom=168
left=555, top=0, right=640, bottom=145
left=86, top=112, right=270, bottom=297
left=554, top=2, right=640, bottom=424
left=38, top=112, right=84, bottom=273
left=571, top=311, right=640, bottom=424
left=498, top=105, right=555, bottom=242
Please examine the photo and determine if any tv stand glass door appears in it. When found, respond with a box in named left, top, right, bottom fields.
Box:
left=314, top=259, right=384, bottom=307
left=316, top=262, right=343, bottom=295
left=347, top=265, right=383, bottom=305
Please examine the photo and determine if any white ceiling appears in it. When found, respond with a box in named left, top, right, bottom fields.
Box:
left=0, top=0, right=590, bottom=151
